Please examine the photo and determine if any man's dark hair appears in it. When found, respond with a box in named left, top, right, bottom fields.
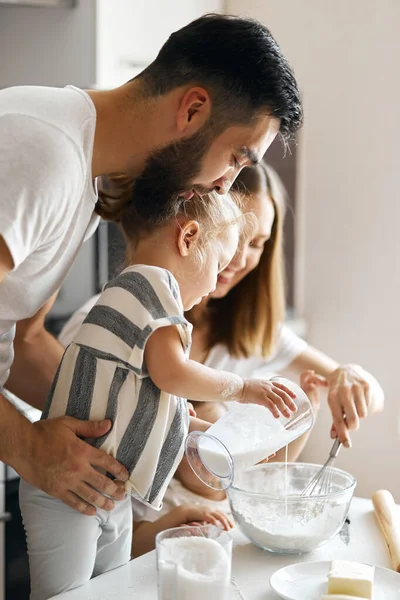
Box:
left=138, top=13, right=303, bottom=141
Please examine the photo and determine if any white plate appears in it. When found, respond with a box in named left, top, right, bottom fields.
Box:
left=270, top=560, right=400, bottom=600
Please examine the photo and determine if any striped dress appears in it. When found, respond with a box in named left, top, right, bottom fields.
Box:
left=43, top=265, right=192, bottom=510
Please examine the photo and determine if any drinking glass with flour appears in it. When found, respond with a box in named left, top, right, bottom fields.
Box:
left=156, top=525, right=232, bottom=600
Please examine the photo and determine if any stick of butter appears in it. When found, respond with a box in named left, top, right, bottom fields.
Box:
left=327, top=560, right=374, bottom=598
left=321, top=596, right=368, bottom=600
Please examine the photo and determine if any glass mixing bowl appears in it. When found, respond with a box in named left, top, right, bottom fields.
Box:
left=227, top=462, right=356, bottom=554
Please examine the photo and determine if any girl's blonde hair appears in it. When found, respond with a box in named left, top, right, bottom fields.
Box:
left=120, top=189, right=255, bottom=269
left=186, top=162, right=286, bottom=358
left=177, top=191, right=255, bottom=270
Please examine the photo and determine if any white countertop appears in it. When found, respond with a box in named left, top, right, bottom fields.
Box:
left=51, top=497, right=397, bottom=599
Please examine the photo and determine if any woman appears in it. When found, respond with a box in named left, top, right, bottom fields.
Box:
left=185, top=162, right=383, bottom=445
left=59, top=163, right=384, bottom=556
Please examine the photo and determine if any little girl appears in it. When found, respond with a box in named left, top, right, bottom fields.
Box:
left=131, top=370, right=328, bottom=557
left=20, top=191, right=297, bottom=600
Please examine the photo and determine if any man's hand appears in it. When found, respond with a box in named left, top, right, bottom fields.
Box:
left=12, top=416, right=129, bottom=516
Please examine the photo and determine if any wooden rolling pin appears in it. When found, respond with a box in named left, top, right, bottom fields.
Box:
left=372, top=489, right=400, bottom=572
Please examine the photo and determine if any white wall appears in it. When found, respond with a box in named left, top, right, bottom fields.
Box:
left=0, top=1, right=96, bottom=87
left=96, top=0, right=224, bottom=88
left=227, top=0, right=400, bottom=499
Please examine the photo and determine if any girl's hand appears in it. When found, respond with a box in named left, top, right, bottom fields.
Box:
left=179, top=505, right=234, bottom=531
left=300, top=370, right=329, bottom=412
left=239, top=378, right=297, bottom=418
left=326, top=364, right=372, bottom=447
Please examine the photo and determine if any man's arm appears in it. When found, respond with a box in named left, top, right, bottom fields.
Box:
left=6, top=292, right=63, bottom=410
left=0, top=392, right=32, bottom=465
left=1, top=231, right=67, bottom=410
left=0, top=236, right=129, bottom=513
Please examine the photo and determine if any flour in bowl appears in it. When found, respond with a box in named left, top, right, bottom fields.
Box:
left=231, top=495, right=346, bottom=552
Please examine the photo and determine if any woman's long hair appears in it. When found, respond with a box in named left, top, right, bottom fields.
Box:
left=187, top=162, right=287, bottom=358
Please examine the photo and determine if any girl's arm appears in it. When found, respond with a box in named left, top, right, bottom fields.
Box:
left=132, top=505, right=233, bottom=558
left=144, top=326, right=296, bottom=416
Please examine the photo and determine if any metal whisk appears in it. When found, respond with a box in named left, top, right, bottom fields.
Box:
left=301, top=438, right=342, bottom=497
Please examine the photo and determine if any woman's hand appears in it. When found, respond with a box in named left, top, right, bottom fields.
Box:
left=326, top=364, right=372, bottom=447
left=180, top=504, right=234, bottom=531
left=300, top=370, right=329, bottom=412
left=239, top=378, right=297, bottom=418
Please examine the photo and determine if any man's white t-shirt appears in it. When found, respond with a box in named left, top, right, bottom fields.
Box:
left=0, top=85, right=100, bottom=387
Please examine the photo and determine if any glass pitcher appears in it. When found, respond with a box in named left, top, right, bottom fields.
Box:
left=185, top=376, right=314, bottom=490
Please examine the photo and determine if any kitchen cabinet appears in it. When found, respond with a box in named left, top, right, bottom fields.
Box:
left=0, top=0, right=74, bottom=5
left=95, top=0, right=224, bottom=88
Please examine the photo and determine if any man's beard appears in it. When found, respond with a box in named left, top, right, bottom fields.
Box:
left=131, top=122, right=216, bottom=224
